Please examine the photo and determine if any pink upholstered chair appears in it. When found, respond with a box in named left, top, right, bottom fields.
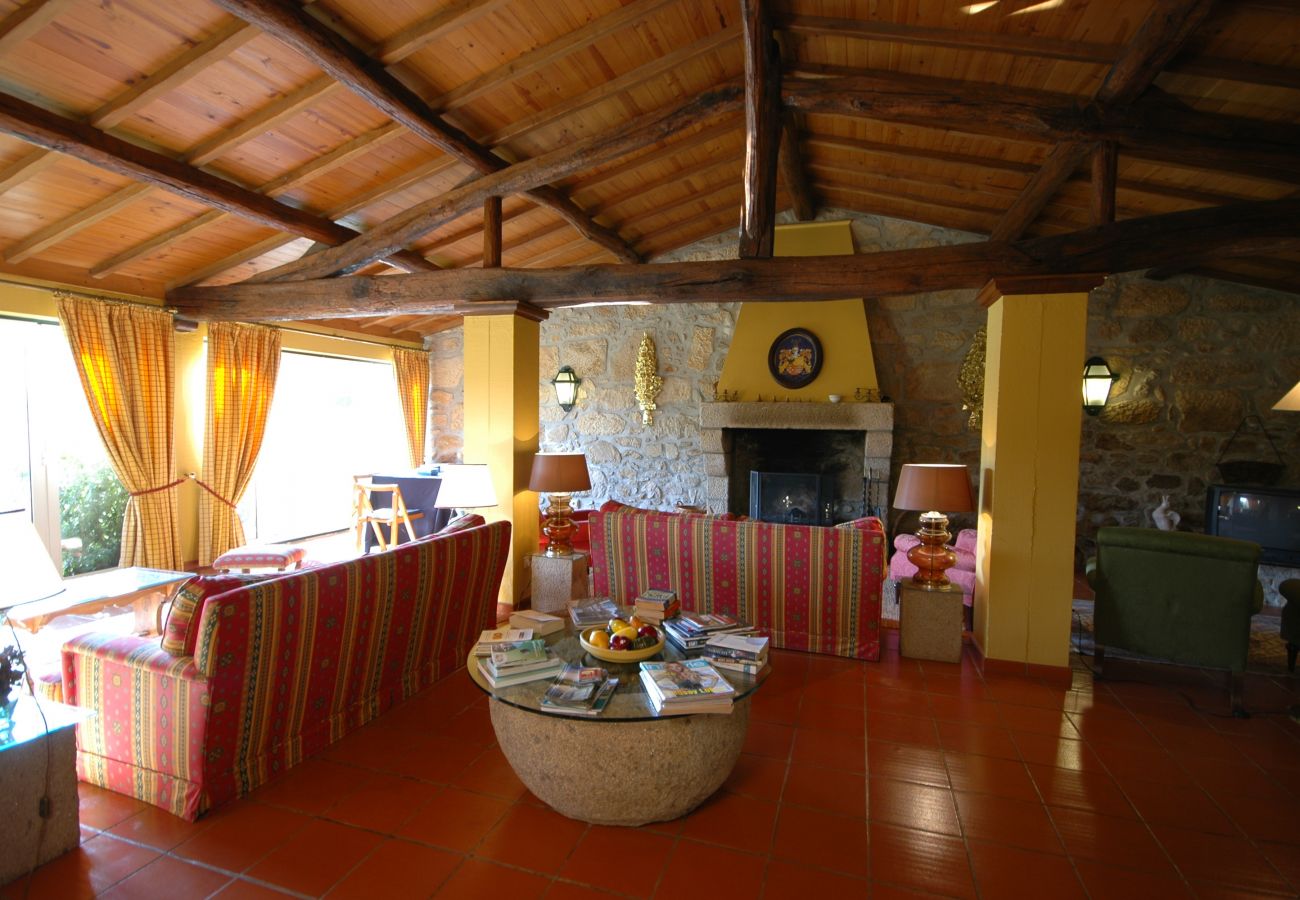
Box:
left=890, top=527, right=977, bottom=611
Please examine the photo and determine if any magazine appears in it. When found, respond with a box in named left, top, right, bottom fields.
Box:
left=568, top=597, right=621, bottom=627
left=639, top=658, right=735, bottom=701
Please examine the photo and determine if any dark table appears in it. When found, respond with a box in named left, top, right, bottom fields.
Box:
left=363, top=473, right=450, bottom=552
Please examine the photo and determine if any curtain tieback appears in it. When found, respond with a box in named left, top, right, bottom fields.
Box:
left=129, top=478, right=184, bottom=497
left=185, top=473, right=238, bottom=509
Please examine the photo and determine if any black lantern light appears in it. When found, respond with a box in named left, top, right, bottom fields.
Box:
left=551, top=365, right=580, bottom=412
left=1081, top=356, right=1117, bottom=416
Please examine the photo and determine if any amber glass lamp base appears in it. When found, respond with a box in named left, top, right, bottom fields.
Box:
left=542, top=492, right=576, bottom=556
left=906, top=511, right=958, bottom=589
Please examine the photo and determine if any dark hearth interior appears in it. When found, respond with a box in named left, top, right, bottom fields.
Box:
left=727, top=428, right=870, bottom=522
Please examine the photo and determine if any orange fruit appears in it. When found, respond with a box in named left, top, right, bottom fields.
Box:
left=588, top=630, right=610, bottom=649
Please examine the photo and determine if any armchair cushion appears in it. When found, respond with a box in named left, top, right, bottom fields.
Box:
left=161, top=573, right=270, bottom=657
left=1089, top=527, right=1262, bottom=673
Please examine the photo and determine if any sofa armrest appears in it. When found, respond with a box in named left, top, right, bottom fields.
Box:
left=62, top=633, right=210, bottom=784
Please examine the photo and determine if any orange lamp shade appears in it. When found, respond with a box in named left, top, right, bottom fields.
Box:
left=893, top=463, right=975, bottom=513
left=528, top=453, right=592, bottom=493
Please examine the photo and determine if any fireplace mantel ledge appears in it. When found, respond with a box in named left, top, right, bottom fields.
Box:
left=699, top=401, right=894, bottom=431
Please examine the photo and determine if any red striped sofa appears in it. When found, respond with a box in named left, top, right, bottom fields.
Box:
left=61, top=521, right=511, bottom=820
left=589, top=508, right=885, bottom=661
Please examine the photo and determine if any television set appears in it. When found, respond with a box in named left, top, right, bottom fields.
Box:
left=1205, top=484, right=1300, bottom=566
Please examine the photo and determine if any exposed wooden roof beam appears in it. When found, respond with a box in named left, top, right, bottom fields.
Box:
left=0, top=92, right=436, bottom=275
left=819, top=172, right=1003, bottom=220
left=90, top=211, right=228, bottom=279
left=1091, top=143, right=1118, bottom=225
left=212, top=0, right=637, bottom=264
left=187, top=76, right=341, bottom=168
left=168, top=198, right=1300, bottom=319
left=570, top=116, right=743, bottom=199
left=782, top=72, right=1300, bottom=185
left=807, top=161, right=1018, bottom=211
left=248, top=84, right=742, bottom=282
left=740, top=0, right=781, bottom=258
left=483, top=197, right=502, bottom=268
left=779, top=113, right=816, bottom=221
left=4, top=182, right=153, bottom=263
left=0, top=146, right=57, bottom=195
left=989, top=142, right=1094, bottom=241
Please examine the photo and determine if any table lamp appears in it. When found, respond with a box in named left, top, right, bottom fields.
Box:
left=432, top=464, right=498, bottom=515
left=0, top=510, right=65, bottom=611
left=893, top=464, right=975, bottom=589
left=529, top=453, right=592, bottom=557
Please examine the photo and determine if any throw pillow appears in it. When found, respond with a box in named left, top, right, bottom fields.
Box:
left=161, top=573, right=269, bottom=658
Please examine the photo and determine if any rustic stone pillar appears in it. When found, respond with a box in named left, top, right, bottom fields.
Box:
left=973, top=276, right=1102, bottom=673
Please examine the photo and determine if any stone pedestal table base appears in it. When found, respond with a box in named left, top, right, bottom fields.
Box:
left=489, top=696, right=751, bottom=826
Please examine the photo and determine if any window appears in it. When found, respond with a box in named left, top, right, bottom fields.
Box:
left=239, top=350, right=408, bottom=543
left=0, top=317, right=127, bottom=574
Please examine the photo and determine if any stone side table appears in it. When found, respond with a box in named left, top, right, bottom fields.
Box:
left=467, top=621, right=766, bottom=826
left=899, top=581, right=964, bottom=663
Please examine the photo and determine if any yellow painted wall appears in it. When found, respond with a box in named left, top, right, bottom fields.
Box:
left=462, top=313, right=540, bottom=606
left=718, top=220, right=879, bottom=400
left=973, top=290, right=1087, bottom=668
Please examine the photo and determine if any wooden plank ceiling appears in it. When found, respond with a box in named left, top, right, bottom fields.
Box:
left=0, top=0, right=1294, bottom=343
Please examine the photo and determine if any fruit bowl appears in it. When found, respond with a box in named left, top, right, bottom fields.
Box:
left=580, top=628, right=665, bottom=663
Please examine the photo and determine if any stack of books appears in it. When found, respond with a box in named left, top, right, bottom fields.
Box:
left=539, top=664, right=619, bottom=717
left=703, top=633, right=770, bottom=676
left=472, top=627, right=533, bottom=657
left=477, top=639, right=564, bottom=688
left=662, top=612, right=754, bottom=652
left=508, top=608, right=565, bottom=635
left=568, top=597, right=621, bottom=628
left=633, top=588, right=680, bottom=623
left=638, top=658, right=735, bottom=715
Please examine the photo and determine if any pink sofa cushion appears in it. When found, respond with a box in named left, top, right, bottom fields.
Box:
left=212, top=545, right=306, bottom=571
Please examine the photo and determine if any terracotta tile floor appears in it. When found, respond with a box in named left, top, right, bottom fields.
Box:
left=7, top=631, right=1300, bottom=899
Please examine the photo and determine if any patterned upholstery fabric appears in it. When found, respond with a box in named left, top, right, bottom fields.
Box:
left=63, top=521, right=511, bottom=820
left=436, top=513, right=486, bottom=535
left=161, top=573, right=272, bottom=657
left=589, top=508, right=885, bottom=660
left=212, top=545, right=307, bottom=571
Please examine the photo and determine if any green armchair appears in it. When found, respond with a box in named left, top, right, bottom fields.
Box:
left=1086, top=527, right=1263, bottom=715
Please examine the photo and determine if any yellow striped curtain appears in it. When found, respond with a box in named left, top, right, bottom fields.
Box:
left=199, top=322, right=282, bottom=566
left=392, top=347, right=430, bottom=468
left=57, top=297, right=183, bottom=570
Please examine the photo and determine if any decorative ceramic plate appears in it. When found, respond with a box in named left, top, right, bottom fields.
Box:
left=579, top=628, right=665, bottom=663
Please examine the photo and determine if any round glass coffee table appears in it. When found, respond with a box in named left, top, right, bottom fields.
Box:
left=467, top=623, right=768, bottom=826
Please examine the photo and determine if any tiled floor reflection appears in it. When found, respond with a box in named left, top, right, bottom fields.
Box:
left=7, top=630, right=1300, bottom=898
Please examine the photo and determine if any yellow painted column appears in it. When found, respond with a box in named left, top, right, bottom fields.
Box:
left=462, top=306, right=542, bottom=607
left=972, top=278, right=1098, bottom=671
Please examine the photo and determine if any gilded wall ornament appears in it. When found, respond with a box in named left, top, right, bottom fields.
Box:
left=634, top=332, right=663, bottom=425
left=958, top=326, right=987, bottom=432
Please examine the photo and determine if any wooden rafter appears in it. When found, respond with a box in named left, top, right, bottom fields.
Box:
left=0, top=0, right=68, bottom=58
left=483, top=197, right=502, bottom=268
left=782, top=71, right=1300, bottom=185
left=739, top=0, right=781, bottom=258
left=779, top=113, right=816, bottom=222
left=989, top=143, right=1095, bottom=241
left=168, top=198, right=1300, bottom=319
left=1091, top=143, right=1118, bottom=226
left=211, top=0, right=637, bottom=264
left=247, top=84, right=742, bottom=283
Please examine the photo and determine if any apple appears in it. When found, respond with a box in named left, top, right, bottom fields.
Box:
left=611, top=635, right=632, bottom=651
left=637, top=624, right=658, bottom=640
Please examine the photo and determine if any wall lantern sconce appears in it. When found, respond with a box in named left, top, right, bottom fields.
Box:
left=551, top=366, right=580, bottom=412
left=1081, top=356, right=1118, bottom=416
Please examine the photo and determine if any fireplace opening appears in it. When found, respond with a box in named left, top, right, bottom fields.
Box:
left=728, top=428, right=868, bottom=523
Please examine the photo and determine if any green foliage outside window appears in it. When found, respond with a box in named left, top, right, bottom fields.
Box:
left=58, top=458, right=127, bottom=576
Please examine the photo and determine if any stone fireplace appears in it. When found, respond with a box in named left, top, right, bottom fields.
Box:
left=698, top=402, right=894, bottom=521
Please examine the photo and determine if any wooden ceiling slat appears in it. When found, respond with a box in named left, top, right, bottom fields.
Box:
left=375, top=0, right=513, bottom=65
left=187, top=77, right=342, bottom=168
left=0, top=0, right=69, bottom=58
left=0, top=146, right=57, bottom=195
left=778, top=14, right=1120, bottom=65
left=591, top=151, right=744, bottom=220
left=569, top=115, right=742, bottom=197
left=434, top=0, right=678, bottom=114
left=91, top=20, right=259, bottom=130
left=90, top=210, right=228, bottom=278
left=4, top=182, right=152, bottom=263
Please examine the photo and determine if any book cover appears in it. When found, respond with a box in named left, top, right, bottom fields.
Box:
left=568, top=597, right=620, bottom=626
left=639, top=659, right=735, bottom=700
left=704, top=633, right=770, bottom=659
left=543, top=677, right=619, bottom=717
left=489, top=639, right=549, bottom=669
left=635, top=588, right=678, bottom=606
left=478, top=657, right=563, bottom=689
left=509, top=609, right=565, bottom=635
left=638, top=672, right=734, bottom=715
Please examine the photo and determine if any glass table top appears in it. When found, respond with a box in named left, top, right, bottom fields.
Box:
left=466, top=623, right=768, bottom=722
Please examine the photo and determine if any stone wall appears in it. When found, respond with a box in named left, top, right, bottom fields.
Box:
left=427, top=327, right=464, bottom=462
left=425, top=208, right=1300, bottom=594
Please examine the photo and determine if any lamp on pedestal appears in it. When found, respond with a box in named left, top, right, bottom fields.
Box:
left=1274, top=380, right=1300, bottom=412
left=893, top=464, right=975, bottom=590
left=529, top=453, right=591, bottom=557
left=0, top=510, right=65, bottom=723
left=432, top=464, right=497, bottom=516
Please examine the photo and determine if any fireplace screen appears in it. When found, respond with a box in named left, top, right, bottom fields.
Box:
left=749, top=471, right=830, bottom=525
